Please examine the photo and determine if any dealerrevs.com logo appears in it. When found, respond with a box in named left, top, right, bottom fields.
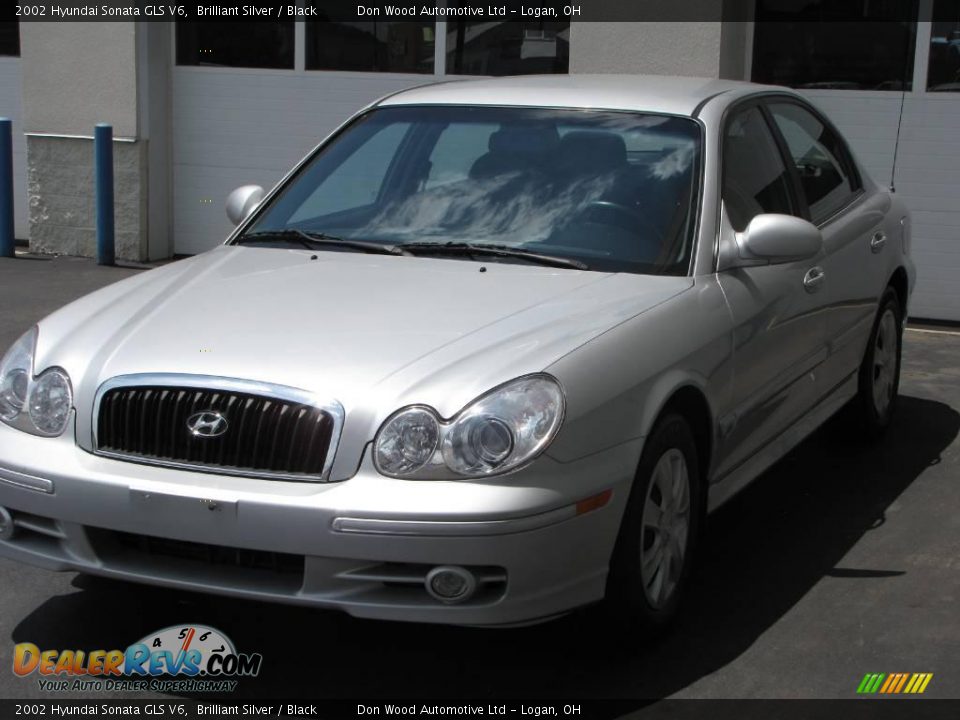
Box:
left=13, top=625, right=262, bottom=693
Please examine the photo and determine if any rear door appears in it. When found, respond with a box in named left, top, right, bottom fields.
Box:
left=713, top=102, right=829, bottom=478
left=765, top=99, right=886, bottom=392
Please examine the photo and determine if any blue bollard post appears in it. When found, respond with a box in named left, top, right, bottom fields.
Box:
left=94, top=123, right=115, bottom=266
left=0, top=118, right=14, bottom=258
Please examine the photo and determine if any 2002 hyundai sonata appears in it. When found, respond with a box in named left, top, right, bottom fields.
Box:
left=0, top=75, right=914, bottom=629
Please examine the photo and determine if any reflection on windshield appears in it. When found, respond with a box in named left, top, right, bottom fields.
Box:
left=242, top=106, right=701, bottom=275
left=367, top=173, right=617, bottom=244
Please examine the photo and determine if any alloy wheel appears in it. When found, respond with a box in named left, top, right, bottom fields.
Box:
left=872, top=308, right=898, bottom=418
left=640, top=448, right=691, bottom=609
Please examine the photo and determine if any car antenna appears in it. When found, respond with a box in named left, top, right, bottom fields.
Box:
left=890, top=89, right=905, bottom=193
left=889, top=26, right=911, bottom=193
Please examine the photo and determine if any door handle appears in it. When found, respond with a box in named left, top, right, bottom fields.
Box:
left=870, top=231, right=887, bottom=253
left=803, top=266, right=826, bottom=293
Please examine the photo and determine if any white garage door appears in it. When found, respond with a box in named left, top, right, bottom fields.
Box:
left=0, top=56, right=29, bottom=241
left=171, top=68, right=431, bottom=256
left=751, top=7, right=960, bottom=322
left=804, top=90, right=960, bottom=322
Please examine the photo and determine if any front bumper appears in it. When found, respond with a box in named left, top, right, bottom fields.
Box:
left=0, top=422, right=639, bottom=625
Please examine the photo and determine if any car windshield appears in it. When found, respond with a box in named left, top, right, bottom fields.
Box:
left=237, top=105, right=701, bottom=275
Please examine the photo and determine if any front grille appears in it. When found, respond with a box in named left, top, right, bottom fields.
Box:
left=95, top=384, right=337, bottom=479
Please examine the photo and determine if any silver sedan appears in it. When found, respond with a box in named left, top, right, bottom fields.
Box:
left=0, top=75, right=915, bottom=629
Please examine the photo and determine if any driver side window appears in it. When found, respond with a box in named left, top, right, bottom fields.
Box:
left=722, top=106, right=796, bottom=231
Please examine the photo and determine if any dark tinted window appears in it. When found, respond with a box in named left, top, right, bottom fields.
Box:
left=447, top=21, right=569, bottom=75
left=176, top=22, right=294, bottom=69
left=242, top=106, right=701, bottom=276
left=306, top=21, right=434, bottom=73
left=0, top=22, right=18, bottom=57
left=928, top=1, right=960, bottom=91
left=768, top=102, right=858, bottom=223
left=723, top=106, right=796, bottom=231
left=752, top=1, right=918, bottom=90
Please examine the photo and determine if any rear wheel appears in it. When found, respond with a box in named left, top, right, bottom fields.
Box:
left=604, top=413, right=703, bottom=633
left=855, top=287, right=903, bottom=439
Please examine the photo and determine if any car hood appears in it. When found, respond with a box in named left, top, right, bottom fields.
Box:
left=35, top=246, right=691, bottom=467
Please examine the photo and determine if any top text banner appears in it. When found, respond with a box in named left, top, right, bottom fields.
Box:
left=5, top=1, right=932, bottom=22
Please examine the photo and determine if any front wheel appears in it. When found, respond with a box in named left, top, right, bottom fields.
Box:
left=854, top=287, right=903, bottom=439
left=603, top=413, right=703, bottom=634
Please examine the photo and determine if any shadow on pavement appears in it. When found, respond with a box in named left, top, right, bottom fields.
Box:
left=11, top=395, right=960, bottom=702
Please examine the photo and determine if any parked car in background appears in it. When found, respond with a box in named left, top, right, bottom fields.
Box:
left=0, top=75, right=914, bottom=630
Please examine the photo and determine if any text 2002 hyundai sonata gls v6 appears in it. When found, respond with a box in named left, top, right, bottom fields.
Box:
left=0, top=76, right=914, bottom=629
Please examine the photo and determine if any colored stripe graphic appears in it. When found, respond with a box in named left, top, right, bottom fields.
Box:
left=857, top=673, right=886, bottom=694
left=904, top=674, right=920, bottom=693
left=857, top=672, right=933, bottom=694
left=894, top=673, right=910, bottom=693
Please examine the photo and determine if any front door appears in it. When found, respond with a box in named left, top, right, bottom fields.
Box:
left=713, top=103, right=829, bottom=479
left=765, top=100, right=885, bottom=393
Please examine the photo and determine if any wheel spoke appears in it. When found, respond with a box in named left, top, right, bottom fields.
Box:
left=669, top=528, right=686, bottom=564
left=647, top=558, right=665, bottom=602
left=669, top=455, right=684, bottom=504
left=654, top=462, right=673, bottom=511
left=674, top=468, right=689, bottom=514
left=643, top=499, right=663, bottom=530
left=642, top=540, right=663, bottom=573
left=660, top=547, right=674, bottom=594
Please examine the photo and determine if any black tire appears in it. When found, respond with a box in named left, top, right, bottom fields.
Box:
left=603, top=413, right=703, bottom=634
left=854, top=287, right=903, bottom=440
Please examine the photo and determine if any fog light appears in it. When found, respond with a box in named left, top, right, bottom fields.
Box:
left=0, top=506, right=13, bottom=541
left=425, top=566, right=477, bottom=604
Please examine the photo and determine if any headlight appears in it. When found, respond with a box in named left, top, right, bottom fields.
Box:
left=0, top=326, right=73, bottom=437
left=374, top=375, right=564, bottom=479
left=374, top=407, right=440, bottom=476
left=28, top=369, right=73, bottom=436
left=0, top=327, right=37, bottom=421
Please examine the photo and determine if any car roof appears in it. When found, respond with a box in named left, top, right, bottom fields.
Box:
left=377, top=74, right=791, bottom=117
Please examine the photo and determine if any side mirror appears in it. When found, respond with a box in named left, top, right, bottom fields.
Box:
left=225, top=185, right=264, bottom=226
left=722, top=213, right=822, bottom=269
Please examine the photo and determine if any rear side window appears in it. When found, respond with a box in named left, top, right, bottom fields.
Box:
left=767, top=102, right=859, bottom=224
left=722, top=106, right=796, bottom=231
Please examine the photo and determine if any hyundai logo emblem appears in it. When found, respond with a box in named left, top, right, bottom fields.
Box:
left=186, top=411, right=228, bottom=438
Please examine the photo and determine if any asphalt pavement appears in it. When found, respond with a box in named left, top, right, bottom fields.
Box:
left=0, top=254, right=958, bottom=705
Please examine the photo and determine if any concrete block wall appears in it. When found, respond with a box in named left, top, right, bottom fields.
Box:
left=26, top=137, right=146, bottom=260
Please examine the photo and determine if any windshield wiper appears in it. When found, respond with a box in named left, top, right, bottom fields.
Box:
left=397, top=242, right=588, bottom=270
left=237, top=229, right=409, bottom=256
